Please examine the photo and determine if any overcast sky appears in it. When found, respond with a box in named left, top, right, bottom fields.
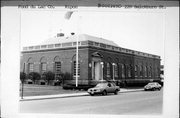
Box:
left=20, top=9, right=165, bottom=64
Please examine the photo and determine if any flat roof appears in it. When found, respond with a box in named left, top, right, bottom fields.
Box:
left=40, top=34, right=119, bottom=47
left=22, top=34, right=160, bottom=59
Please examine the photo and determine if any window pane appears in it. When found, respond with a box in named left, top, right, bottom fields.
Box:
left=73, top=61, right=80, bottom=76
left=41, top=63, right=47, bottom=73
left=114, top=64, right=118, bottom=77
left=128, top=65, right=132, bottom=77
left=144, top=66, right=147, bottom=77
left=135, top=65, right=138, bottom=77
left=149, top=66, right=152, bottom=77
left=29, top=63, right=34, bottom=73
left=107, top=63, right=110, bottom=77
left=55, top=62, right=61, bottom=79
left=140, top=65, right=143, bottom=77
left=122, top=64, right=125, bottom=78
left=55, top=62, right=61, bottom=73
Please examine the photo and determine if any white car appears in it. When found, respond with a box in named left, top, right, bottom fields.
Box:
left=144, top=82, right=162, bottom=91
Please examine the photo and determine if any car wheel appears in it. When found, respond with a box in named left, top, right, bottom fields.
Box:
left=153, top=88, right=156, bottom=91
left=102, top=90, right=107, bottom=96
left=114, top=90, right=118, bottom=95
left=90, top=93, right=94, bottom=96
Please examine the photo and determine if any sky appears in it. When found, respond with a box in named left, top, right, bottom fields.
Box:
left=20, top=9, right=165, bottom=64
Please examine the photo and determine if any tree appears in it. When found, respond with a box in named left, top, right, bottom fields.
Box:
left=20, top=72, right=26, bottom=83
left=42, top=71, right=55, bottom=85
left=28, top=72, right=41, bottom=83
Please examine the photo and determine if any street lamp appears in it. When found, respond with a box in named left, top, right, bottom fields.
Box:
left=112, top=63, right=115, bottom=81
left=100, top=62, right=104, bottom=81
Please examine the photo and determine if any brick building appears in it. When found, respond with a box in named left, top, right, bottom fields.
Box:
left=21, top=33, right=161, bottom=87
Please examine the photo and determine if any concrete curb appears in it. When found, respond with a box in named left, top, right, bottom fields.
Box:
left=20, top=89, right=144, bottom=101
left=20, top=93, right=89, bottom=101
left=120, top=89, right=144, bottom=93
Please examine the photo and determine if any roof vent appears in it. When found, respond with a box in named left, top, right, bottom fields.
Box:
left=57, top=33, right=64, bottom=37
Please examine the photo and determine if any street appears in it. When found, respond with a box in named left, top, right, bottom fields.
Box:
left=20, top=89, right=163, bottom=115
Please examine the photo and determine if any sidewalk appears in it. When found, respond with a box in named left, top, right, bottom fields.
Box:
left=20, top=88, right=144, bottom=101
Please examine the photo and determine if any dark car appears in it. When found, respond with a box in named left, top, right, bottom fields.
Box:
left=144, top=82, right=162, bottom=91
left=87, top=82, right=120, bottom=96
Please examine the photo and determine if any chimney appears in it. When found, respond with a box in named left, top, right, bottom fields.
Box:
left=71, top=32, right=75, bottom=35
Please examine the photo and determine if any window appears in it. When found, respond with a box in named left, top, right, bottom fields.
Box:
left=140, top=65, right=143, bottom=77
left=144, top=66, right=147, bottom=77
left=114, top=63, right=118, bottom=77
left=156, top=67, right=159, bottom=77
left=107, top=63, right=111, bottom=77
left=55, top=44, right=61, bottom=47
left=135, top=65, right=138, bottom=77
left=41, top=63, right=47, bottom=74
left=122, top=64, right=125, bottom=79
left=94, top=42, right=99, bottom=46
left=48, top=44, right=54, bottom=48
left=149, top=66, right=152, bottom=77
left=41, top=45, right=47, bottom=49
left=55, top=62, right=61, bottom=78
left=28, top=63, right=34, bottom=73
left=128, top=65, right=132, bottom=78
left=81, top=41, right=88, bottom=46
left=62, top=42, right=72, bottom=47
left=73, top=61, right=80, bottom=76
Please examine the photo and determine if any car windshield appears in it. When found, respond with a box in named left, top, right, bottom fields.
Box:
left=95, top=83, right=107, bottom=87
left=148, top=83, right=156, bottom=85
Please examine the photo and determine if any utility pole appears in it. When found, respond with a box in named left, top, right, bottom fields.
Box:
left=21, top=63, right=25, bottom=99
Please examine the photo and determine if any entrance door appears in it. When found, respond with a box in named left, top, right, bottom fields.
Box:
left=94, top=62, right=101, bottom=80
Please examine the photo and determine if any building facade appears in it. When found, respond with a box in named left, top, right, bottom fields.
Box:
left=21, top=34, right=161, bottom=87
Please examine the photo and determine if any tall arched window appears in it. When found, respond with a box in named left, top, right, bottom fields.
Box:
left=149, top=66, right=152, bottom=77
left=54, top=56, right=61, bottom=79
left=28, top=63, right=34, bottom=73
left=140, top=65, right=143, bottom=77
left=114, top=63, right=118, bottom=78
left=156, top=67, right=160, bottom=77
left=128, top=65, right=132, bottom=78
left=122, top=64, right=125, bottom=79
left=73, top=61, right=80, bottom=76
left=40, top=57, right=47, bottom=74
left=107, top=62, right=111, bottom=77
left=72, top=54, right=80, bottom=77
left=27, top=57, right=34, bottom=73
left=144, top=66, right=147, bottom=77
left=135, top=65, right=138, bottom=77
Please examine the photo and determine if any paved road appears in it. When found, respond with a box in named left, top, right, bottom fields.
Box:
left=20, top=89, right=163, bottom=115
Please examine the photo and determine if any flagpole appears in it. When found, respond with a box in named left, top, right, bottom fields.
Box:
left=64, top=11, right=79, bottom=87
left=76, top=33, right=78, bottom=87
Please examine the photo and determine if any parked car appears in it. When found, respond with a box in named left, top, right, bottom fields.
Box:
left=144, top=82, right=162, bottom=91
left=87, top=82, right=120, bottom=96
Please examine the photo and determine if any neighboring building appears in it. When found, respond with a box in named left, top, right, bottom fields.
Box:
left=21, top=33, right=161, bottom=87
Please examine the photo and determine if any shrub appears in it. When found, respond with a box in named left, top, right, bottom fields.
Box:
left=42, top=71, right=55, bottom=85
left=28, top=72, right=41, bottom=83
left=62, top=72, right=71, bottom=80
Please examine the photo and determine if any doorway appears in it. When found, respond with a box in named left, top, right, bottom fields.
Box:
left=92, top=60, right=103, bottom=80
left=94, top=61, right=101, bottom=80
